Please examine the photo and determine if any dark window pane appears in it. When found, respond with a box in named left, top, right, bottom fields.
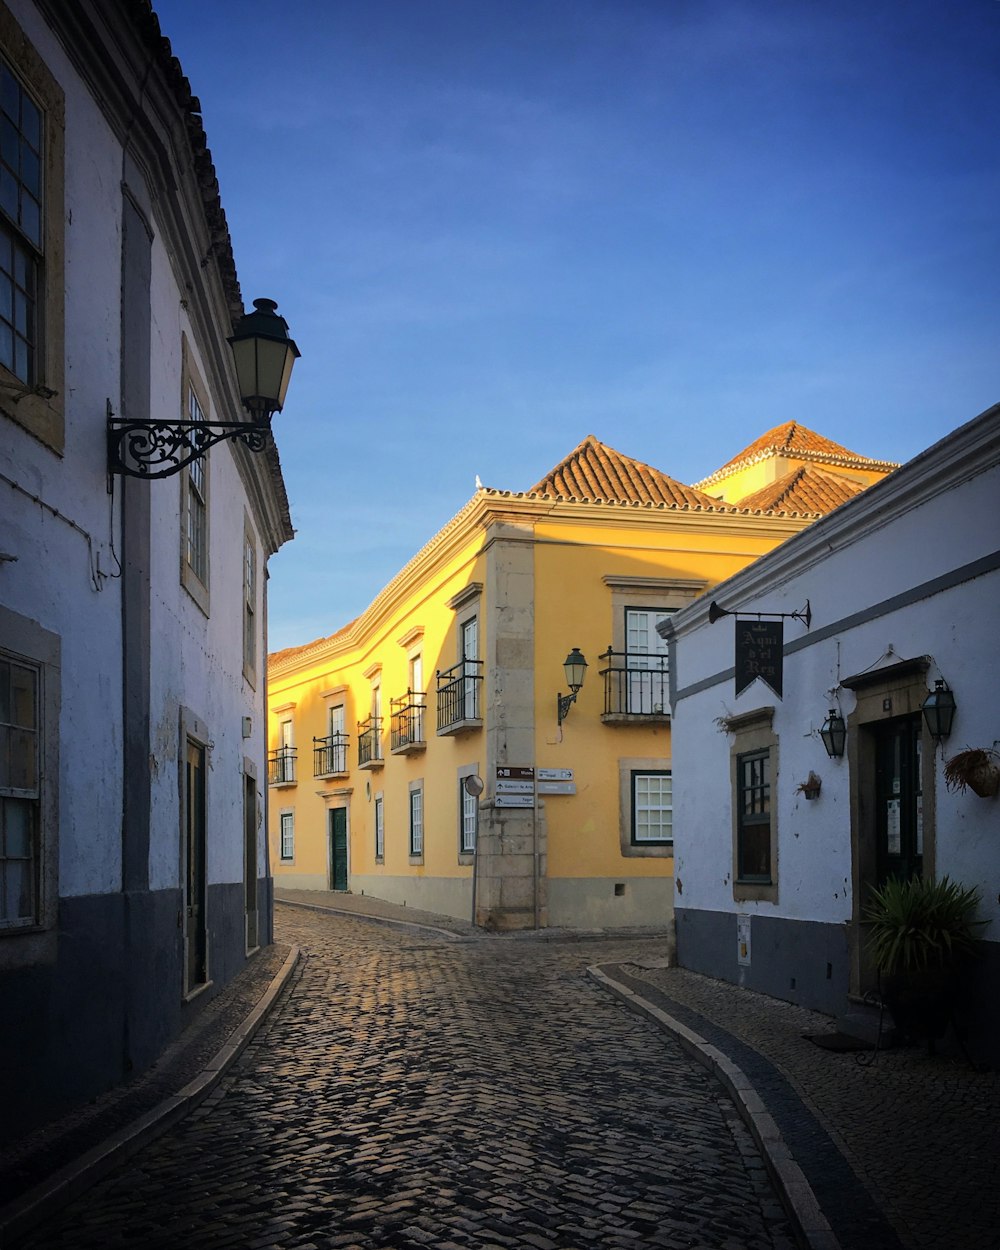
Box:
left=5, top=797, right=33, bottom=855
left=0, top=67, right=17, bottom=124
left=740, top=823, right=771, bottom=880
left=0, top=167, right=16, bottom=223
left=0, top=320, right=12, bottom=371
left=0, top=226, right=11, bottom=276
left=20, top=141, right=39, bottom=196
left=20, top=194, right=39, bottom=247
left=3, top=856, right=35, bottom=921
left=13, top=245, right=28, bottom=288
left=20, top=94, right=40, bottom=150
left=13, top=288, right=25, bottom=334
left=0, top=273, right=12, bottom=324
left=14, top=334, right=27, bottom=381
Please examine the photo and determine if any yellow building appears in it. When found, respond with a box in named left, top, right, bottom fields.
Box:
left=268, top=426, right=895, bottom=930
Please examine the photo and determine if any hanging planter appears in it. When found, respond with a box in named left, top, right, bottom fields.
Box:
left=944, top=747, right=1000, bottom=799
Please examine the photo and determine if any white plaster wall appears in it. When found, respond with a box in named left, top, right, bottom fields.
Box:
left=2, top=5, right=126, bottom=898
left=673, top=438, right=1000, bottom=938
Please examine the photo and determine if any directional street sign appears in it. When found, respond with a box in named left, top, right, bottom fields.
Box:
left=537, top=768, right=573, bottom=782
left=495, top=794, right=535, bottom=808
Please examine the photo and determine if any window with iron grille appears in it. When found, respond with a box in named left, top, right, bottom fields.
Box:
left=0, top=655, right=38, bottom=927
left=631, top=770, right=672, bottom=845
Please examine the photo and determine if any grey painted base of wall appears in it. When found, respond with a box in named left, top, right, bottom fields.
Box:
left=547, top=877, right=674, bottom=930
left=676, top=907, right=1000, bottom=1065
left=675, top=906, right=850, bottom=1018
left=0, top=876, right=271, bottom=1146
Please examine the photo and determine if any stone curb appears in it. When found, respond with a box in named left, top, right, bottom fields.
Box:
left=587, top=963, right=842, bottom=1250
left=0, top=946, right=301, bottom=1247
left=276, top=896, right=470, bottom=941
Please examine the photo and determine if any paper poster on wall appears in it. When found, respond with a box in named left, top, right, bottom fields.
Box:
left=886, top=799, right=901, bottom=855
left=737, top=914, right=751, bottom=967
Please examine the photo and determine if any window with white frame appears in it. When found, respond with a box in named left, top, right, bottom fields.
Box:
left=279, top=810, right=294, bottom=861
left=624, top=608, right=673, bottom=713
left=460, top=779, right=478, bottom=854
left=186, top=386, right=208, bottom=581
left=374, top=794, right=385, bottom=861
left=0, top=655, right=39, bottom=926
left=242, top=526, right=257, bottom=681
left=409, top=785, right=423, bottom=857
left=631, top=770, right=672, bottom=845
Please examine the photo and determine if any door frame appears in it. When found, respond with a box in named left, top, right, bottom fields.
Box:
left=842, top=657, right=937, bottom=997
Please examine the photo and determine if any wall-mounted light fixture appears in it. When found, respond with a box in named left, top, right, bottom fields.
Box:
left=108, top=298, right=300, bottom=479
left=819, top=709, right=846, bottom=759
left=557, top=647, right=588, bottom=725
left=922, top=678, right=957, bottom=741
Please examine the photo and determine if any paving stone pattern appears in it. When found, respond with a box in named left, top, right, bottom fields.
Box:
left=20, top=908, right=796, bottom=1250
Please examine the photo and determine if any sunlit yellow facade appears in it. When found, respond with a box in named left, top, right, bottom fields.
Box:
left=268, top=428, right=894, bottom=930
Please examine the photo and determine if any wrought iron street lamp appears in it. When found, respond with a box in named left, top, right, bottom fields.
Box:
left=108, top=298, right=300, bottom=479
left=819, top=708, right=847, bottom=759
left=557, top=647, right=588, bottom=725
left=922, top=679, right=957, bottom=741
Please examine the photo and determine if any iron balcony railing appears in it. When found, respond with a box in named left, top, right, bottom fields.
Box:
left=390, top=691, right=426, bottom=751
left=357, top=715, right=383, bottom=767
left=598, top=648, right=670, bottom=717
left=268, top=746, right=297, bottom=785
left=313, top=731, right=350, bottom=777
left=436, top=659, right=483, bottom=731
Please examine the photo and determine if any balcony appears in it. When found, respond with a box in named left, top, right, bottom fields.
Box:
left=357, top=716, right=384, bottom=769
left=314, top=732, right=350, bottom=778
left=436, top=659, right=483, bottom=735
left=268, top=746, right=297, bottom=786
left=391, top=691, right=427, bottom=754
left=598, top=649, right=670, bottom=724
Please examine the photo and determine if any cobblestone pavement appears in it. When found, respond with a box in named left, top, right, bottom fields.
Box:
left=19, top=906, right=796, bottom=1250
left=622, top=964, right=1000, bottom=1250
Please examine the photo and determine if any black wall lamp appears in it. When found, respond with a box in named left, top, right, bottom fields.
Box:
left=820, top=709, right=847, bottom=759
left=108, top=298, right=300, bottom=479
left=922, top=678, right=957, bottom=741
left=557, top=648, right=588, bottom=725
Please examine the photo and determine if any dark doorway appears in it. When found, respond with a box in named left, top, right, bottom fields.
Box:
left=330, top=807, right=348, bottom=891
left=185, top=739, right=208, bottom=989
left=244, top=773, right=258, bottom=950
left=873, top=714, right=923, bottom=887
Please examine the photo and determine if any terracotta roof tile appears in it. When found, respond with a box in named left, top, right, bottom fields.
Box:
left=696, top=421, right=897, bottom=489
left=269, top=619, right=356, bottom=669
left=738, top=467, right=868, bottom=514
left=530, top=435, right=724, bottom=509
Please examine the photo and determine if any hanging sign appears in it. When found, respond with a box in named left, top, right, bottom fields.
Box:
left=735, top=619, right=783, bottom=698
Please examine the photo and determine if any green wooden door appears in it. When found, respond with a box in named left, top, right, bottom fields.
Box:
left=330, top=808, right=348, bottom=891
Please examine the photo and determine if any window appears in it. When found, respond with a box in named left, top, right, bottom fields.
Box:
left=725, top=707, right=777, bottom=903
left=624, top=608, right=672, bottom=713
left=461, top=780, right=478, bottom=854
left=409, top=786, right=423, bottom=857
left=631, top=770, right=672, bottom=845
left=0, top=14, right=65, bottom=452
left=737, top=751, right=771, bottom=882
left=279, top=810, right=294, bottom=861
left=462, top=617, right=478, bottom=720
left=374, top=794, right=384, bottom=861
left=186, top=386, right=208, bottom=581
left=0, top=655, right=38, bottom=926
left=242, top=526, right=257, bottom=682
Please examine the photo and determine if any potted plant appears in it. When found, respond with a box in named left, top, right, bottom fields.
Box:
left=944, top=747, right=1000, bottom=798
left=864, top=874, right=985, bottom=1044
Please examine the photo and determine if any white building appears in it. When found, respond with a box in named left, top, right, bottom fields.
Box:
left=0, top=0, right=294, bottom=1140
left=664, top=404, right=999, bottom=1061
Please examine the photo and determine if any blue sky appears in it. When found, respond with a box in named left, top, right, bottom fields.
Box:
left=154, top=0, right=1000, bottom=652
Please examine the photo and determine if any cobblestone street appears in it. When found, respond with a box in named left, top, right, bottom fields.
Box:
left=21, top=905, right=795, bottom=1249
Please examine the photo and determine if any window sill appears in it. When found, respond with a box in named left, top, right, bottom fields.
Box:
left=314, top=769, right=350, bottom=781
left=270, top=780, right=297, bottom=789
left=733, top=881, right=777, bottom=904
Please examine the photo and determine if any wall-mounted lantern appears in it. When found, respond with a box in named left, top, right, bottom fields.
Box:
left=556, top=648, right=588, bottom=725
left=922, top=679, right=957, bottom=741
left=108, top=298, right=300, bottom=479
left=820, top=709, right=847, bottom=759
